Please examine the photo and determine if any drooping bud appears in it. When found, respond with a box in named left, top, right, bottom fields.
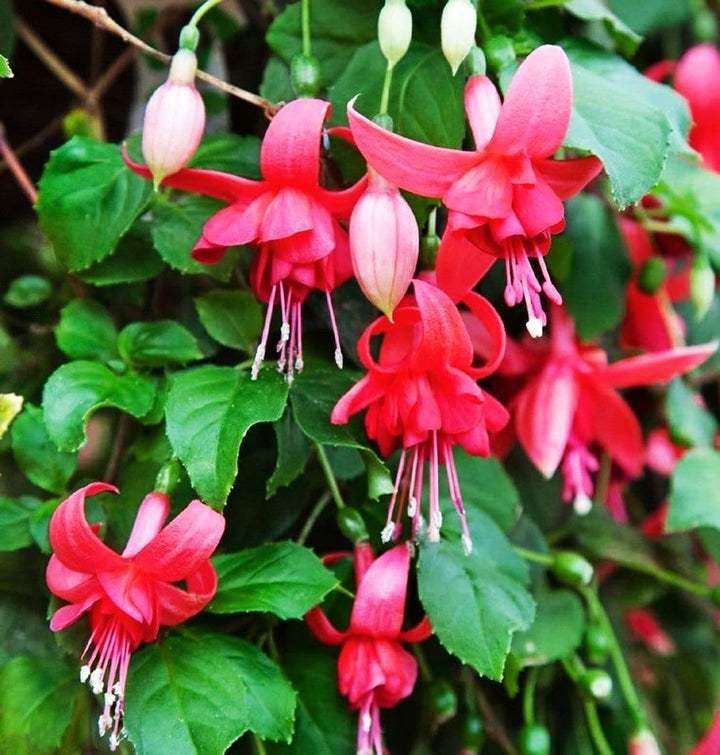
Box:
left=378, top=0, right=413, bottom=68
left=349, top=168, right=419, bottom=319
left=690, top=253, right=715, bottom=319
left=628, top=729, right=662, bottom=755
left=441, top=0, right=478, bottom=75
left=141, top=49, right=205, bottom=190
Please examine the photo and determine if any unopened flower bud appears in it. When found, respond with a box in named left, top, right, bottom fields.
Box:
left=551, top=551, right=594, bottom=588
left=628, top=728, right=662, bottom=755
left=349, top=168, right=419, bottom=319
left=690, top=254, right=715, bottom=319
left=378, top=0, right=412, bottom=68
left=441, top=0, right=478, bottom=75
left=142, top=49, right=205, bottom=190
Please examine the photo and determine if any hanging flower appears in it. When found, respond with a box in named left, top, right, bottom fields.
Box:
left=349, top=167, right=419, bottom=318
left=488, top=305, right=716, bottom=513
left=305, top=542, right=431, bottom=755
left=141, top=49, right=206, bottom=189
left=125, top=98, right=367, bottom=381
left=691, top=711, right=720, bottom=755
left=346, top=45, right=602, bottom=334
left=331, top=278, right=507, bottom=552
left=46, top=483, right=225, bottom=750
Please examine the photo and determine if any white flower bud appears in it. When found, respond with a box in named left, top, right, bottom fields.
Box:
left=378, top=0, right=413, bottom=67
left=441, top=0, right=478, bottom=75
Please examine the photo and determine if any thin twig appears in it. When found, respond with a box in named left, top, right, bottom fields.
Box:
left=15, top=16, right=88, bottom=98
left=44, top=0, right=279, bottom=114
left=0, top=124, right=38, bottom=204
left=0, top=115, right=65, bottom=175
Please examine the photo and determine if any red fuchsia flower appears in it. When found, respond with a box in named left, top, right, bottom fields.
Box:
left=349, top=167, right=419, bottom=318
left=485, top=305, right=716, bottom=514
left=331, top=278, right=508, bottom=552
left=346, top=45, right=602, bottom=335
left=625, top=608, right=676, bottom=656
left=691, top=711, right=720, bottom=755
left=141, top=49, right=206, bottom=189
left=46, top=483, right=225, bottom=750
left=618, top=217, right=688, bottom=353
left=647, top=44, right=720, bottom=173
left=305, top=542, right=432, bottom=755
left=125, top=98, right=366, bottom=381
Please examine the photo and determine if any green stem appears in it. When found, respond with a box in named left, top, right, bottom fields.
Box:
left=253, top=733, right=268, bottom=755
left=581, top=588, right=646, bottom=731
left=583, top=700, right=614, bottom=755
left=476, top=5, right=492, bottom=39
left=619, top=559, right=711, bottom=598
left=297, top=492, right=332, bottom=545
left=522, top=667, right=540, bottom=724
left=412, top=643, right=433, bottom=683
left=427, top=206, right=437, bottom=237
left=641, top=219, right=685, bottom=235
left=314, top=442, right=346, bottom=509
left=513, top=546, right=554, bottom=567
left=301, top=0, right=312, bottom=56
left=379, top=61, right=394, bottom=115
left=189, top=0, right=227, bottom=28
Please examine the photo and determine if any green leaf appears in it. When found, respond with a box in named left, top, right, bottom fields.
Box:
left=559, top=193, right=631, bottom=340
left=3, top=275, right=51, bottom=308
left=165, top=366, right=289, bottom=507
left=563, top=39, right=691, bottom=208
left=267, top=408, right=313, bottom=497
left=607, top=0, right=691, bottom=35
left=118, top=321, right=203, bottom=368
left=195, top=289, right=262, bottom=353
left=666, top=379, right=719, bottom=448
left=125, top=631, right=296, bottom=753
left=151, top=194, right=234, bottom=279
left=330, top=42, right=466, bottom=148
left=511, top=589, right=586, bottom=666
left=0, top=54, right=11, bottom=78
left=36, top=137, right=152, bottom=271
left=0, top=655, right=78, bottom=754
left=667, top=448, right=720, bottom=532
left=260, top=56, right=295, bottom=103
left=418, top=510, right=535, bottom=680
left=267, top=0, right=379, bottom=90
left=0, top=496, right=41, bottom=551
left=11, top=404, right=77, bottom=494
left=42, top=361, right=156, bottom=451
left=290, top=367, right=393, bottom=499
left=55, top=299, right=118, bottom=362
left=209, top=542, right=338, bottom=617
left=77, top=220, right=164, bottom=285
left=0, top=392, right=23, bottom=440
left=443, top=449, right=521, bottom=532
left=563, top=0, right=641, bottom=56
left=189, top=133, right=261, bottom=178
left=267, top=649, right=356, bottom=755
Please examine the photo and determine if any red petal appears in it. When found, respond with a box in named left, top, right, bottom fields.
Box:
left=331, top=374, right=387, bottom=425
left=156, top=560, right=218, bottom=626
left=316, top=175, right=369, bottom=221
left=596, top=342, right=717, bottom=388
left=132, top=500, right=225, bottom=582
left=514, top=360, right=579, bottom=478
left=435, top=229, right=496, bottom=303
left=443, top=158, right=512, bottom=218
left=122, top=491, right=170, bottom=558
left=371, top=639, right=418, bottom=708
left=204, top=194, right=270, bottom=247
left=96, top=568, right=149, bottom=624
left=260, top=98, right=329, bottom=189
left=49, top=483, right=125, bottom=575
left=49, top=595, right=101, bottom=632
left=122, top=144, right=266, bottom=203
left=534, top=156, right=603, bottom=200
left=348, top=99, right=478, bottom=198
left=350, top=543, right=411, bottom=637
left=398, top=615, right=432, bottom=643
left=621, top=285, right=680, bottom=353
left=462, top=292, right=506, bottom=379
left=512, top=178, right=565, bottom=238
left=305, top=606, right=348, bottom=645
left=490, top=45, right=573, bottom=158
left=464, top=75, right=501, bottom=150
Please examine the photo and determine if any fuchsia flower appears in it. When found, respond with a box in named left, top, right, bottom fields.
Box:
left=305, top=542, right=431, bottom=755
left=331, top=278, right=508, bottom=552
left=141, top=49, right=206, bottom=189
left=46, top=483, right=225, bottom=750
left=125, top=98, right=366, bottom=381
left=691, top=711, right=720, bottom=755
left=347, top=45, right=602, bottom=335
left=625, top=608, right=676, bottom=656
left=349, top=167, right=418, bottom=318
left=491, top=305, right=715, bottom=513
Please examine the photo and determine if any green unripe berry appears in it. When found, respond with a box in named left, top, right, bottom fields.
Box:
left=519, top=723, right=550, bottom=755
left=637, top=256, right=666, bottom=294
left=336, top=508, right=369, bottom=544
left=551, top=551, right=594, bottom=588
left=584, top=623, right=611, bottom=665
left=579, top=669, right=613, bottom=702
left=291, top=54, right=321, bottom=97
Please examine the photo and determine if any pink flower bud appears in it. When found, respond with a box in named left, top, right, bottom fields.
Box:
left=628, top=729, right=662, bottom=755
left=349, top=168, right=419, bottom=319
left=141, top=49, right=205, bottom=189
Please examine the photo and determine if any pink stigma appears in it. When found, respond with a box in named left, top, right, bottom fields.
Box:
left=503, top=238, right=562, bottom=338
left=561, top=436, right=599, bottom=515
left=356, top=693, right=383, bottom=755
left=251, top=282, right=343, bottom=383
left=79, top=612, right=133, bottom=751
left=382, top=432, right=472, bottom=554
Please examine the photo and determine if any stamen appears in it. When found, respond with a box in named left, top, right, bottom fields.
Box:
left=380, top=523, right=396, bottom=543
left=325, top=289, right=344, bottom=369
left=574, top=493, right=593, bottom=516
left=89, top=668, right=105, bottom=695
left=252, top=284, right=277, bottom=380
left=80, top=665, right=91, bottom=683
left=427, top=432, right=441, bottom=542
